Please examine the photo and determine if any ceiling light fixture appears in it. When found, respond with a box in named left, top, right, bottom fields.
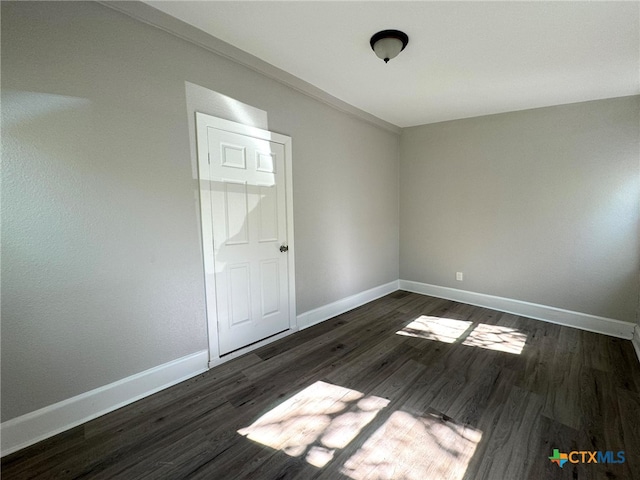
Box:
left=370, top=30, right=409, bottom=63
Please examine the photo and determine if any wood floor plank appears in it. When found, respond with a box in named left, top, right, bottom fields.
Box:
left=581, top=330, right=612, bottom=373
left=525, top=415, right=586, bottom=480
left=3, top=291, right=640, bottom=480
left=616, top=388, right=640, bottom=479
left=469, top=386, right=543, bottom=480
left=574, top=368, right=636, bottom=479
left=0, top=426, right=86, bottom=479
left=541, top=326, right=584, bottom=429
left=442, top=359, right=502, bottom=427
left=323, top=334, right=407, bottom=388
left=236, top=453, right=334, bottom=480
left=579, top=368, right=622, bottom=452
left=461, top=367, right=518, bottom=480
left=608, top=337, right=640, bottom=394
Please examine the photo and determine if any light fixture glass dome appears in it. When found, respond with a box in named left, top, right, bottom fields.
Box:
left=370, top=30, right=409, bottom=63
left=373, top=37, right=404, bottom=63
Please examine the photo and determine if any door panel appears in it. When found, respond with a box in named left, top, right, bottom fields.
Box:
left=260, top=259, right=281, bottom=317
left=220, top=143, right=247, bottom=169
left=258, top=185, right=279, bottom=242
left=228, top=263, right=251, bottom=325
left=224, top=181, right=249, bottom=245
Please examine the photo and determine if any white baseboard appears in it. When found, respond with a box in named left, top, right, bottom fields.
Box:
left=398, top=280, right=635, bottom=340
left=1, top=350, right=209, bottom=457
left=632, top=325, right=640, bottom=365
left=297, top=280, right=400, bottom=330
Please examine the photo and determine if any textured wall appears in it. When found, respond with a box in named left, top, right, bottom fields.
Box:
left=400, top=96, right=640, bottom=323
left=1, top=1, right=399, bottom=421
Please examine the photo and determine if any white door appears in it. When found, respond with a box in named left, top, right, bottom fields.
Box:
left=196, top=114, right=295, bottom=357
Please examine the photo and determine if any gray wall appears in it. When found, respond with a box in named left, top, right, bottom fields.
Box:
left=1, top=1, right=400, bottom=421
left=400, top=96, right=640, bottom=323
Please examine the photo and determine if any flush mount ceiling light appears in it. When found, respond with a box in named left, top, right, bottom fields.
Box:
left=370, top=29, right=409, bottom=63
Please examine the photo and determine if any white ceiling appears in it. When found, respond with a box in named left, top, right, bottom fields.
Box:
left=146, top=1, right=640, bottom=128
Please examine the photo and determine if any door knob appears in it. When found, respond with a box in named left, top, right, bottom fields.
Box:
left=279, top=244, right=289, bottom=253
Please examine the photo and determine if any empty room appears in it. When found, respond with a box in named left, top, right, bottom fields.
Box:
left=2, top=1, right=639, bottom=479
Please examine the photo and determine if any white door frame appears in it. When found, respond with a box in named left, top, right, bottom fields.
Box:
left=195, top=113, right=297, bottom=368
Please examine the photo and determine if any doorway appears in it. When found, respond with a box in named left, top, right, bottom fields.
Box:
left=196, top=113, right=296, bottom=365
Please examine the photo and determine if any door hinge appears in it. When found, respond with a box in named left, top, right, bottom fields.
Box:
left=208, top=153, right=211, bottom=164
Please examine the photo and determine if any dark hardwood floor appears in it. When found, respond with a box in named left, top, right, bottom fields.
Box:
left=3, top=292, right=640, bottom=479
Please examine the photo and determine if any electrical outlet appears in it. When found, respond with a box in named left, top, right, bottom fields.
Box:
left=456, top=272, right=464, bottom=281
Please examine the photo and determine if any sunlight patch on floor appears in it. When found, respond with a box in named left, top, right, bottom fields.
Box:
left=396, top=316, right=472, bottom=343
left=462, top=323, right=527, bottom=354
left=396, top=315, right=527, bottom=354
left=340, top=410, right=482, bottom=480
left=237, top=381, right=389, bottom=467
